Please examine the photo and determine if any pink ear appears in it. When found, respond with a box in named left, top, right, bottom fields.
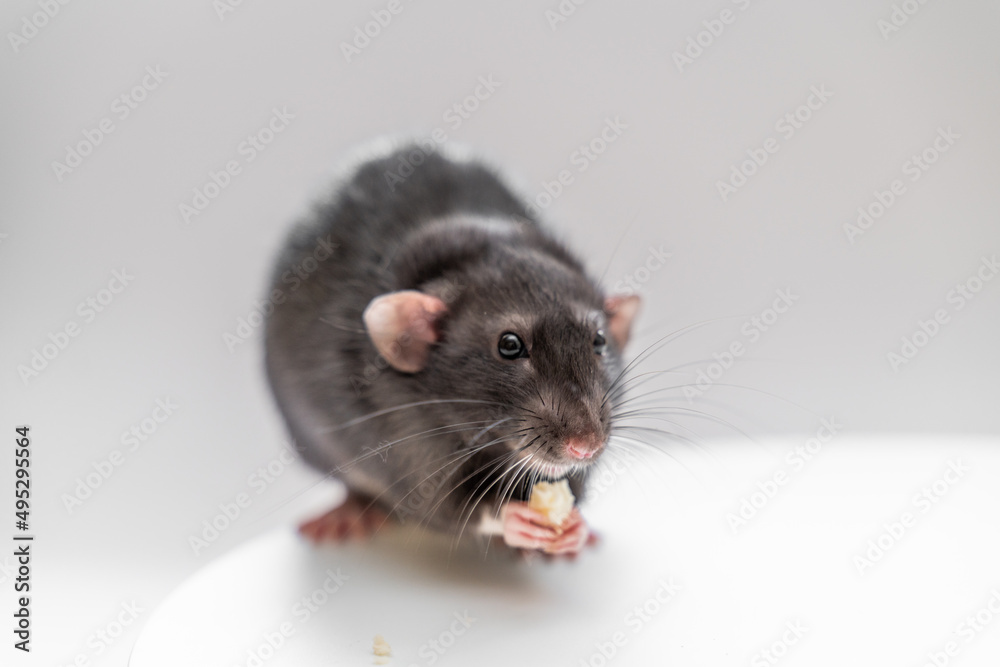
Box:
left=363, top=290, right=448, bottom=373
left=604, top=294, right=641, bottom=349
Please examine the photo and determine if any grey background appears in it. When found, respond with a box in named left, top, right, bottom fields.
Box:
left=1, top=0, right=998, bottom=664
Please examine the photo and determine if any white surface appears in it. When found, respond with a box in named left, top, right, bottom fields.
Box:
left=131, top=437, right=1000, bottom=666
left=1, top=1, right=999, bottom=665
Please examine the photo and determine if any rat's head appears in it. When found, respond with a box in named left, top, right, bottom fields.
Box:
left=362, top=217, right=640, bottom=480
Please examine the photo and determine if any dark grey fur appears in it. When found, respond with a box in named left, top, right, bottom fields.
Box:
left=264, top=142, right=628, bottom=537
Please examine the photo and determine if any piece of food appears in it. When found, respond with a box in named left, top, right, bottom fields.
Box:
left=373, top=634, right=392, bottom=657
left=529, top=479, right=575, bottom=528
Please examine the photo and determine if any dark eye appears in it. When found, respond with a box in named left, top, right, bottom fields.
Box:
left=594, top=330, right=607, bottom=356
left=498, top=332, right=526, bottom=360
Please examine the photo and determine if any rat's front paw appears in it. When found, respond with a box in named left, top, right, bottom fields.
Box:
left=540, top=508, right=590, bottom=556
left=501, top=502, right=592, bottom=556
left=501, top=501, right=559, bottom=551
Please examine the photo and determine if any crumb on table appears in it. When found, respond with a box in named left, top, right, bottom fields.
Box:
left=373, top=634, right=392, bottom=657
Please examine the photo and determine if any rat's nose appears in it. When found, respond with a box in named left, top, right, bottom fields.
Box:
left=565, top=437, right=598, bottom=460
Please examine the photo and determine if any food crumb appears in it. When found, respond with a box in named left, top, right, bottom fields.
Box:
left=373, top=634, right=392, bottom=660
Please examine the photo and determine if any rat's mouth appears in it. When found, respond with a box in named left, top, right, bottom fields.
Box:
left=534, top=462, right=574, bottom=480
left=514, top=455, right=587, bottom=481
left=504, top=431, right=605, bottom=481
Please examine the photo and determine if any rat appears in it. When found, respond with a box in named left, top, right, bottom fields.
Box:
left=264, top=140, right=640, bottom=556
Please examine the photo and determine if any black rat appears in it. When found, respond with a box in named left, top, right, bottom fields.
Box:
left=264, top=140, right=640, bottom=555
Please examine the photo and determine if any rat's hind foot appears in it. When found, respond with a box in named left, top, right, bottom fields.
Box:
left=299, top=491, right=390, bottom=542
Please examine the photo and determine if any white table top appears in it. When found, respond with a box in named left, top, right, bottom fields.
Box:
left=130, top=436, right=1000, bottom=667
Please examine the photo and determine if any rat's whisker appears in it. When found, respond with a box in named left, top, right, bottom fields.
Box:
left=606, top=434, right=686, bottom=491
left=353, top=421, right=520, bottom=525
left=608, top=413, right=725, bottom=462
left=317, top=399, right=512, bottom=434
left=335, top=420, right=503, bottom=471
left=450, top=437, right=540, bottom=548
left=611, top=404, right=755, bottom=442
left=610, top=413, right=702, bottom=440
left=609, top=424, right=726, bottom=470
left=481, top=453, right=540, bottom=559
left=251, top=421, right=520, bottom=524
left=383, top=432, right=528, bottom=532
left=611, top=381, right=820, bottom=420
left=495, top=452, right=535, bottom=520
left=603, top=367, right=690, bottom=404
left=411, top=431, right=536, bottom=543
left=602, top=316, right=748, bottom=404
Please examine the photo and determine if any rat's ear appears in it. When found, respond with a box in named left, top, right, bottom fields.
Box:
left=363, top=290, right=448, bottom=373
left=604, top=294, right=641, bottom=349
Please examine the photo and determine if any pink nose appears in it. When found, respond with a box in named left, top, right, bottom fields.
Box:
left=566, top=438, right=596, bottom=460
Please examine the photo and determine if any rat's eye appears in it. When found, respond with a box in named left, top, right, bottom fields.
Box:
left=594, top=330, right=607, bottom=356
left=498, top=332, right=527, bottom=360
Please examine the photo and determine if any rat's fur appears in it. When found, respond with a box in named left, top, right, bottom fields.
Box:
left=264, top=142, right=629, bottom=536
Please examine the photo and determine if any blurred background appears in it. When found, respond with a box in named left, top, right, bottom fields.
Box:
left=1, top=0, right=998, bottom=664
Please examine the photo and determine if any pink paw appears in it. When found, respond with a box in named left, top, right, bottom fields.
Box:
left=502, top=502, right=595, bottom=557
left=298, top=493, right=388, bottom=542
